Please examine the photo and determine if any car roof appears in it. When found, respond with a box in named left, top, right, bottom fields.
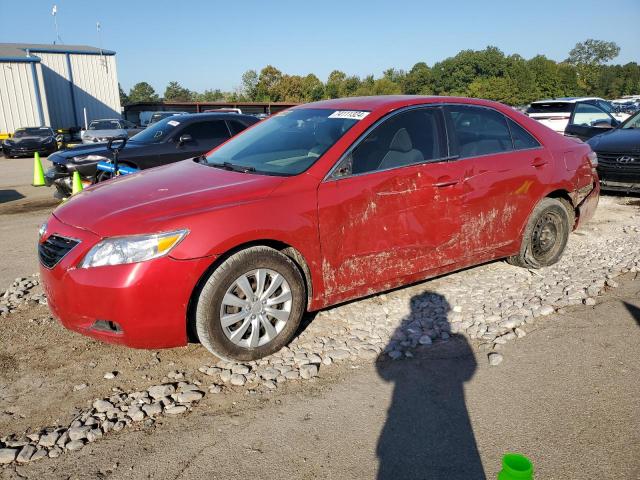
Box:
left=531, top=97, right=604, bottom=104
left=168, top=113, right=258, bottom=123
left=292, top=95, right=509, bottom=113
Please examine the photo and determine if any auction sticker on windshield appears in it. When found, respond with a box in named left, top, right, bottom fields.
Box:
left=328, top=111, right=370, bottom=120
left=167, top=120, right=180, bottom=126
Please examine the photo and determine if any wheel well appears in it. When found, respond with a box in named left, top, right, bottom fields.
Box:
left=545, top=189, right=577, bottom=228
left=185, top=240, right=313, bottom=343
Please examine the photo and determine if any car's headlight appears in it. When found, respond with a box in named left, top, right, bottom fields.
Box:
left=72, top=154, right=108, bottom=162
left=80, top=230, right=188, bottom=268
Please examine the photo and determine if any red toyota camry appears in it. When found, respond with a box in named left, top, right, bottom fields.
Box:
left=38, top=96, right=599, bottom=361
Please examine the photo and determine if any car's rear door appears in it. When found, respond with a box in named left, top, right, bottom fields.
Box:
left=317, top=106, right=464, bottom=303
left=444, top=104, right=551, bottom=257
left=564, top=102, right=618, bottom=140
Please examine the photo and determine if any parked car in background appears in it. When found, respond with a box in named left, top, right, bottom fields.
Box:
left=203, top=108, right=243, bottom=114
left=39, top=96, right=599, bottom=361
left=81, top=119, right=143, bottom=144
left=45, top=113, right=259, bottom=197
left=148, top=111, right=188, bottom=126
left=526, top=97, right=628, bottom=134
left=563, top=101, right=623, bottom=141
left=587, top=109, right=640, bottom=193
left=2, top=127, right=57, bottom=157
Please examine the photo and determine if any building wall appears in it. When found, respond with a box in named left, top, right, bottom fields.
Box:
left=67, top=53, right=121, bottom=126
left=38, top=52, right=75, bottom=128
left=0, top=61, right=50, bottom=133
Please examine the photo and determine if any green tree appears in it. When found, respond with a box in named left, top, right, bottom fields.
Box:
left=372, top=78, right=402, bottom=95
left=128, top=82, right=159, bottom=103
left=302, top=74, right=324, bottom=101
left=403, top=62, right=433, bottom=95
left=325, top=70, right=347, bottom=98
left=567, top=39, right=621, bottom=94
left=164, top=81, right=193, bottom=102
left=118, top=83, right=129, bottom=106
left=567, top=39, right=620, bottom=66
left=273, top=75, right=306, bottom=102
left=241, top=70, right=259, bottom=100
left=195, top=89, right=225, bottom=102
left=256, top=65, right=283, bottom=101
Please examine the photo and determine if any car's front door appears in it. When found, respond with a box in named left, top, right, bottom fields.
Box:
left=564, top=102, right=619, bottom=141
left=444, top=105, right=551, bottom=257
left=317, top=107, right=464, bottom=303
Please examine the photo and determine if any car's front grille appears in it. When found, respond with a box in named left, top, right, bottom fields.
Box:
left=39, top=235, right=80, bottom=268
left=596, top=152, right=640, bottom=172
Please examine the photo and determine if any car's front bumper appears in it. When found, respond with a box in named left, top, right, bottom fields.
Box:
left=599, top=179, right=640, bottom=193
left=575, top=182, right=600, bottom=230
left=4, top=144, right=57, bottom=156
left=39, top=214, right=215, bottom=349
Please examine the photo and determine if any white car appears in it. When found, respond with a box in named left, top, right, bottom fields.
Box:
left=81, top=119, right=142, bottom=144
left=526, top=97, right=629, bottom=134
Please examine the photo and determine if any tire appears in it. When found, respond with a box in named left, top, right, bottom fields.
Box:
left=507, top=198, right=572, bottom=269
left=194, top=246, right=306, bottom=361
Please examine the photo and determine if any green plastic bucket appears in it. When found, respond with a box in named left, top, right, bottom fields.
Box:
left=497, top=453, right=533, bottom=480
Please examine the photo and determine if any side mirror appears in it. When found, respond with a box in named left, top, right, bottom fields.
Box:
left=591, top=119, right=614, bottom=129
left=178, top=134, right=192, bottom=146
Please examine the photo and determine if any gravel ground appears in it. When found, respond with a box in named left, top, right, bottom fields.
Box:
left=0, top=195, right=638, bottom=471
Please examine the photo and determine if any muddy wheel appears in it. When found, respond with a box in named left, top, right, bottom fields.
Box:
left=194, top=246, right=306, bottom=361
left=507, top=198, right=572, bottom=269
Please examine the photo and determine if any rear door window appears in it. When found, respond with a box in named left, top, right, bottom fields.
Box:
left=227, top=120, right=249, bottom=136
left=507, top=119, right=541, bottom=150
left=446, top=106, right=513, bottom=158
left=179, top=121, right=231, bottom=142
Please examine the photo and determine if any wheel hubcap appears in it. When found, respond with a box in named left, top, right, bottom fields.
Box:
left=220, top=269, right=292, bottom=348
left=532, top=212, right=560, bottom=258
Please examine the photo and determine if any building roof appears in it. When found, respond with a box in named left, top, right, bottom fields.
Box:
left=0, top=43, right=115, bottom=62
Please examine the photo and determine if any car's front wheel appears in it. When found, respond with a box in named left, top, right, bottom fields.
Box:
left=507, top=197, right=573, bottom=269
left=194, top=246, right=306, bottom=361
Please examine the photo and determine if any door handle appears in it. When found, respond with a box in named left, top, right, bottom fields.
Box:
left=531, top=158, right=548, bottom=168
left=433, top=177, right=459, bottom=188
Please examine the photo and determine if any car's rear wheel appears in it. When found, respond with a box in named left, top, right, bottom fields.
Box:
left=507, top=197, right=572, bottom=269
left=194, top=246, right=306, bottom=361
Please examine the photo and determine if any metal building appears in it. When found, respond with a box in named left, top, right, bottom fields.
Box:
left=0, top=43, right=121, bottom=134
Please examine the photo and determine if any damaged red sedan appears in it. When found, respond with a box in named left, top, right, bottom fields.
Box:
left=39, top=96, right=599, bottom=361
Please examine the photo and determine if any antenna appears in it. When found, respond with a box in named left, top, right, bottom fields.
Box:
left=96, top=21, right=108, bottom=72
left=51, top=4, right=62, bottom=44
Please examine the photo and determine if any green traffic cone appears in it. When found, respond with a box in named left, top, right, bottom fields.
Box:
left=498, top=453, right=533, bottom=480
left=32, top=152, right=45, bottom=186
left=71, top=170, right=84, bottom=195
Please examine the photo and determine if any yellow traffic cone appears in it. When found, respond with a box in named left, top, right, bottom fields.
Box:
left=32, top=152, right=45, bottom=186
left=71, top=170, right=84, bottom=195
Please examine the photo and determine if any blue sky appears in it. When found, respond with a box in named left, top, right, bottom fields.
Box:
left=1, top=0, right=639, bottom=94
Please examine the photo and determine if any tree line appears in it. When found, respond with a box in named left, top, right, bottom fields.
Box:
left=120, top=39, right=640, bottom=107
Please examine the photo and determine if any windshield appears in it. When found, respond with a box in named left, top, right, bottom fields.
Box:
left=13, top=127, right=54, bottom=138
left=89, top=120, right=121, bottom=130
left=128, top=116, right=181, bottom=144
left=527, top=103, right=571, bottom=114
left=621, top=110, right=640, bottom=129
left=204, top=108, right=364, bottom=175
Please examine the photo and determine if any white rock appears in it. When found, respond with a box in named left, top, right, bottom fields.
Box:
left=165, top=405, right=187, bottom=415
left=148, top=384, right=175, bottom=399
left=488, top=353, right=504, bottom=366
left=93, top=399, right=114, bottom=413
left=177, top=391, right=204, bottom=403
left=0, top=448, right=17, bottom=464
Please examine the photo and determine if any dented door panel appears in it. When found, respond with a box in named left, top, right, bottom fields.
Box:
left=317, top=161, right=463, bottom=303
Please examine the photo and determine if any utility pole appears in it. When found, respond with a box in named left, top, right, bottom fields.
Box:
left=51, top=4, right=62, bottom=44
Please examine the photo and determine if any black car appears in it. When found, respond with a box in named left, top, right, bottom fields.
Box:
left=45, top=113, right=259, bottom=197
left=587, top=110, right=640, bottom=193
left=2, top=127, right=58, bottom=158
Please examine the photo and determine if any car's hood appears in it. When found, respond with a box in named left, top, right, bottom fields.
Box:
left=53, top=159, right=285, bottom=237
left=588, top=128, right=640, bottom=153
left=49, top=141, right=148, bottom=163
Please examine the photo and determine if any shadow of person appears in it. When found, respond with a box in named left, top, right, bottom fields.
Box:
left=376, top=290, right=485, bottom=480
